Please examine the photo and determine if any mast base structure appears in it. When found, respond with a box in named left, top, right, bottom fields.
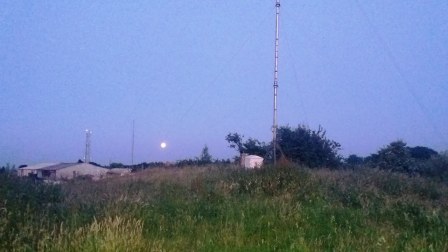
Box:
left=272, top=0, right=280, bottom=166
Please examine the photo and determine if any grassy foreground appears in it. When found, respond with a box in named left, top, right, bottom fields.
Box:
left=1, top=165, right=448, bottom=251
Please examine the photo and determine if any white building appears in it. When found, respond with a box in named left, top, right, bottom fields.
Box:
left=19, top=163, right=109, bottom=181
left=241, top=154, right=264, bottom=169
left=18, top=163, right=58, bottom=177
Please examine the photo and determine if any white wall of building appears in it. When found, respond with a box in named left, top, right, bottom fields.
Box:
left=55, top=163, right=109, bottom=180
left=18, top=163, right=58, bottom=177
left=243, top=155, right=264, bottom=169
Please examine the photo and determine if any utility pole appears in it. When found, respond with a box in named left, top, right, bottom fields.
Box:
left=131, top=120, right=135, bottom=166
left=272, top=0, right=280, bottom=166
left=84, top=129, right=92, bottom=163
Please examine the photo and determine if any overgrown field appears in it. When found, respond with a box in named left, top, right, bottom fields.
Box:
left=1, top=165, right=448, bottom=251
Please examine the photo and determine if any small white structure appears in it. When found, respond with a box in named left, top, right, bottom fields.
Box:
left=241, top=154, right=264, bottom=169
left=108, top=168, right=132, bottom=176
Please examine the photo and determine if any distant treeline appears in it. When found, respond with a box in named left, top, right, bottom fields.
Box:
left=4, top=124, right=446, bottom=181
left=345, top=141, right=448, bottom=180
left=107, top=145, right=232, bottom=172
left=226, top=124, right=448, bottom=181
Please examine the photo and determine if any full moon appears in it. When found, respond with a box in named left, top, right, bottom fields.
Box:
left=160, top=142, right=167, bottom=149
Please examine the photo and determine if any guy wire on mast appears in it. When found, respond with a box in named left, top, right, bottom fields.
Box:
left=272, top=0, right=280, bottom=165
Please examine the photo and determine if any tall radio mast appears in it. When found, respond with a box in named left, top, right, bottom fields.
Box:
left=272, top=0, right=281, bottom=165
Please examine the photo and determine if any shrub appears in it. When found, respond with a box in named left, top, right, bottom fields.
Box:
left=372, top=140, right=413, bottom=173
left=277, top=125, right=342, bottom=168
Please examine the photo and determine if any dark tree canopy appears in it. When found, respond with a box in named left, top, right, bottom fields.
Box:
left=408, top=146, right=438, bottom=160
left=277, top=125, right=342, bottom=168
left=372, top=140, right=413, bottom=173
left=242, top=138, right=267, bottom=157
left=226, top=133, right=267, bottom=157
left=366, top=141, right=445, bottom=176
left=225, top=133, right=244, bottom=154
left=109, top=162, right=124, bottom=168
left=345, top=154, right=364, bottom=168
left=199, top=145, right=213, bottom=164
left=226, top=125, right=341, bottom=168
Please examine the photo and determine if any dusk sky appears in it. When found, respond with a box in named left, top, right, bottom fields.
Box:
left=1, top=1, right=447, bottom=166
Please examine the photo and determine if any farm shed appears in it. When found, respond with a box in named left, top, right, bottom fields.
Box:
left=40, top=163, right=109, bottom=180
left=35, top=163, right=109, bottom=181
left=18, top=163, right=58, bottom=177
left=242, top=155, right=264, bottom=169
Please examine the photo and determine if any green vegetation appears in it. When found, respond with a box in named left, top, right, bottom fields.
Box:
left=225, top=133, right=268, bottom=157
left=2, top=165, right=448, bottom=251
left=226, top=126, right=447, bottom=182
left=227, top=124, right=343, bottom=168
left=350, top=140, right=448, bottom=181
left=276, top=125, right=342, bottom=168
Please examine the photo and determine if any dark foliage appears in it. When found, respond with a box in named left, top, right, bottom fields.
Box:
left=225, top=133, right=268, bottom=157
left=412, top=154, right=448, bottom=180
left=408, top=146, right=438, bottom=160
left=374, top=140, right=413, bottom=173
left=199, top=145, right=213, bottom=164
left=243, top=138, right=268, bottom=157
left=109, top=162, right=125, bottom=168
left=344, top=155, right=364, bottom=169
left=277, top=125, right=342, bottom=168
left=89, top=161, right=103, bottom=167
left=225, top=133, right=244, bottom=154
left=366, top=141, right=448, bottom=179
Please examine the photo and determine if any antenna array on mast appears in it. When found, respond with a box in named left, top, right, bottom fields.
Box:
left=272, top=0, right=280, bottom=165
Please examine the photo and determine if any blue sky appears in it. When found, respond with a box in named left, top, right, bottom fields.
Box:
left=1, top=1, right=447, bottom=166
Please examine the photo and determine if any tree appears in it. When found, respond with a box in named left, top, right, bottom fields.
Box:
left=374, top=140, right=413, bottom=173
left=345, top=154, right=364, bottom=169
left=242, top=138, right=268, bottom=157
left=225, top=125, right=341, bottom=168
left=421, top=151, right=448, bottom=180
left=199, top=145, right=212, bottom=164
left=225, top=133, right=267, bottom=157
left=225, top=133, right=244, bottom=154
left=89, top=162, right=102, bottom=167
left=109, top=162, right=124, bottom=168
left=408, top=146, right=438, bottom=160
left=367, top=142, right=445, bottom=176
left=277, top=125, right=342, bottom=168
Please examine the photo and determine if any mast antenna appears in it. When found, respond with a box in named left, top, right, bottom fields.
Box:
left=272, top=0, right=280, bottom=166
left=84, top=129, right=92, bottom=163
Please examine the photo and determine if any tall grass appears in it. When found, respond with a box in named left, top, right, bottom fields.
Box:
left=1, top=165, right=448, bottom=251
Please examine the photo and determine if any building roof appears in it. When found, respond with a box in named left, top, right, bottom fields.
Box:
left=40, top=163, right=78, bottom=171
left=19, top=163, right=60, bottom=170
